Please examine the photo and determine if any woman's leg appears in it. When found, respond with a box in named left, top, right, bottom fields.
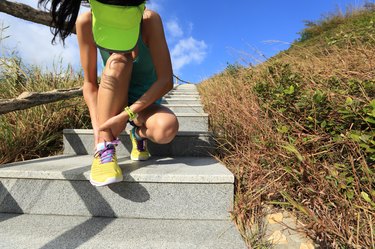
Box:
left=90, top=53, right=134, bottom=186
left=133, top=104, right=179, bottom=144
left=97, top=53, right=133, bottom=142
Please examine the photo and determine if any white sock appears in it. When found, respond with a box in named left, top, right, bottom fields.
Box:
left=96, top=142, right=106, bottom=152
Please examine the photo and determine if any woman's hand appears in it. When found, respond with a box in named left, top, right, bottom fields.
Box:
left=99, top=112, right=129, bottom=138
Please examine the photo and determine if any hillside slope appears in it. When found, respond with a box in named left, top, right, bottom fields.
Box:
left=199, top=6, right=374, bottom=248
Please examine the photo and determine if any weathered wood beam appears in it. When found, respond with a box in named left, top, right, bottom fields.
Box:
left=0, top=88, right=83, bottom=114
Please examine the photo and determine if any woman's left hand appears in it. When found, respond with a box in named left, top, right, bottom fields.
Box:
left=99, top=112, right=129, bottom=138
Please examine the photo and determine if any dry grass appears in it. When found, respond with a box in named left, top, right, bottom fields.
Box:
left=0, top=56, right=90, bottom=164
left=199, top=7, right=375, bottom=249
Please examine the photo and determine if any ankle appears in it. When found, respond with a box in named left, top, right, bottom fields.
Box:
left=98, top=130, right=115, bottom=143
left=96, top=142, right=106, bottom=152
left=96, top=139, right=119, bottom=152
left=133, top=127, right=145, bottom=141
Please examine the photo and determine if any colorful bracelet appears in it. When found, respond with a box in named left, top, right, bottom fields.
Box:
left=124, top=106, right=138, bottom=121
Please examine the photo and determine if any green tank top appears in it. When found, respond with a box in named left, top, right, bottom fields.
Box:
left=99, top=35, right=162, bottom=104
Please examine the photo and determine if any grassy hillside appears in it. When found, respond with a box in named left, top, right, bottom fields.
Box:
left=0, top=57, right=91, bottom=164
left=199, top=5, right=374, bottom=248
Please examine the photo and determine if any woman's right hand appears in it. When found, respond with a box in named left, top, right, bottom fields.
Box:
left=99, top=111, right=129, bottom=139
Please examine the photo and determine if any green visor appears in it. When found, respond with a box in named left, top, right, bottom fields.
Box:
left=90, top=0, right=145, bottom=53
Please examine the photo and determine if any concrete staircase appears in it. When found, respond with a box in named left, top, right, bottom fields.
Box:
left=0, top=84, right=246, bottom=249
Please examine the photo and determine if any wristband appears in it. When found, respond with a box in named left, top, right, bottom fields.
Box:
left=124, top=106, right=138, bottom=121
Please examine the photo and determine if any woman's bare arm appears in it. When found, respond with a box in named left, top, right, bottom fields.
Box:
left=76, top=11, right=100, bottom=143
left=129, top=10, right=173, bottom=113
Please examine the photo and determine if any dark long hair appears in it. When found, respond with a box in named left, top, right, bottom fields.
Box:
left=38, top=0, right=146, bottom=45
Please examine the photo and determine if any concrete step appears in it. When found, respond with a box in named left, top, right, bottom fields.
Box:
left=170, top=88, right=199, bottom=92
left=161, top=98, right=201, bottom=104
left=150, top=111, right=208, bottom=132
left=166, top=92, right=200, bottom=96
left=174, top=84, right=198, bottom=90
left=163, top=104, right=204, bottom=113
left=175, top=113, right=208, bottom=131
left=171, top=86, right=199, bottom=94
left=124, top=113, right=208, bottom=132
left=122, top=112, right=209, bottom=132
left=0, top=213, right=246, bottom=249
left=0, top=155, right=234, bottom=220
left=169, top=90, right=199, bottom=94
left=164, top=95, right=200, bottom=99
left=63, top=129, right=213, bottom=156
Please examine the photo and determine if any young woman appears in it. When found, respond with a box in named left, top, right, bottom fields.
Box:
left=38, top=0, right=179, bottom=186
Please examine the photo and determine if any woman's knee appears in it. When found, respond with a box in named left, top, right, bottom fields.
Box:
left=150, top=115, right=179, bottom=144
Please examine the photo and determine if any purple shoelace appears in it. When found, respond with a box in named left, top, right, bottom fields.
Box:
left=96, top=139, right=119, bottom=164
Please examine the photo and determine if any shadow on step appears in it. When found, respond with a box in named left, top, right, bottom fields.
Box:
left=39, top=217, right=113, bottom=249
left=0, top=213, right=21, bottom=223
left=0, top=182, right=22, bottom=223
left=108, top=181, right=149, bottom=202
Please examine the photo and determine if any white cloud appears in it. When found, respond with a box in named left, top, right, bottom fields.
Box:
left=146, top=1, right=162, bottom=12
left=0, top=13, right=80, bottom=71
left=166, top=19, right=183, bottom=38
left=171, top=37, right=207, bottom=73
left=0, top=0, right=91, bottom=74
left=163, top=16, right=208, bottom=75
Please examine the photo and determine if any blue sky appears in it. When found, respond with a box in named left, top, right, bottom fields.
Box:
left=0, top=0, right=372, bottom=83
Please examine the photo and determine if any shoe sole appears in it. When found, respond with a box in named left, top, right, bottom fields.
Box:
left=89, top=176, right=124, bottom=187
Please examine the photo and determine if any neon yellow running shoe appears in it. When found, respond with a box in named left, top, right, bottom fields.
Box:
left=90, top=141, right=123, bottom=187
left=130, top=127, right=151, bottom=161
